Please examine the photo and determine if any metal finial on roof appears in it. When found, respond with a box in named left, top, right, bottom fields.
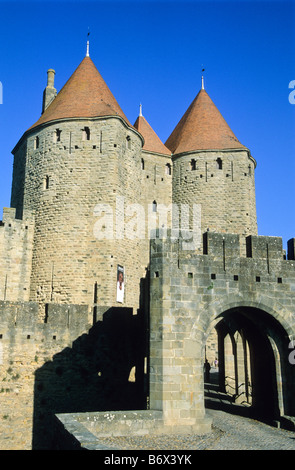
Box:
left=139, top=103, right=142, bottom=116
left=86, top=30, right=90, bottom=57
left=201, top=67, right=205, bottom=90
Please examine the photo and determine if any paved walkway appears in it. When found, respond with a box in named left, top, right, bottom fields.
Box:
left=205, top=409, right=295, bottom=450
left=96, top=408, right=295, bottom=451
left=203, top=369, right=295, bottom=450
left=96, top=370, right=295, bottom=451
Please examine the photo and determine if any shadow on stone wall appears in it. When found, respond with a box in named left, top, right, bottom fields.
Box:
left=32, top=305, right=148, bottom=450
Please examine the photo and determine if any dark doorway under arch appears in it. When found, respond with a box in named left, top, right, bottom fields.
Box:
left=205, top=306, right=294, bottom=424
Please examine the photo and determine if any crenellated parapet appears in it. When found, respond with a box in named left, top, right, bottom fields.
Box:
left=149, top=229, right=295, bottom=337
left=0, top=301, right=90, bottom=343
left=150, top=229, right=295, bottom=274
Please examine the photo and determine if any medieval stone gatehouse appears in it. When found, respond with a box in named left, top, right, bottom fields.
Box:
left=0, top=45, right=294, bottom=449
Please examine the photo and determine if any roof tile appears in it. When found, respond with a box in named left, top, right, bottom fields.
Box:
left=29, top=57, right=130, bottom=129
left=133, top=114, right=171, bottom=156
left=165, top=89, right=246, bottom=154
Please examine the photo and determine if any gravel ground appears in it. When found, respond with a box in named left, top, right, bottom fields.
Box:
left=91, top=371, right=295, bottom=451
left=96, top=409, right=295, bottom=451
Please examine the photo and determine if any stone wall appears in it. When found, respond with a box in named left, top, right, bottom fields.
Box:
left=138, top=149, right=172, bottom=272
left=11, top=117, right=144, bottom=310
left=149, top=230, right=295, bottom=428
left=172, top=150, right=257, bottom=245
left=0, top=302, right=148, bottom=449
left=10, top=118, right=173, bottom=313
left=0, top=208, right=34, bottom=302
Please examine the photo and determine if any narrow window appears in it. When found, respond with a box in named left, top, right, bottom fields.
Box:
left=141, top=158, right=145, bottom=170
left=100, top=131, right=103, bottom=153
left=126, top=135, right=131, bottom=149
left=82, top=127, right=91, bottom=141
left=165, top=163, right=171, bottom=175
left=34, top=136, right=39, bottom=149
left=217, top=158, right=222, bottom=169
left=190, top=159, right=196, bottom=171
left=69, top=131, right=72, bottom=154
left=44, top=176, right=50, bottom=190
left=248, top=164, right=252, bottom=176
left=55, top=129, right=62, bottom=142
left=152, top=200, right=157, bottom=212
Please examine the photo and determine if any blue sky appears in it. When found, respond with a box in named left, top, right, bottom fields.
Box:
left=0, top=0, right=294, bottom=249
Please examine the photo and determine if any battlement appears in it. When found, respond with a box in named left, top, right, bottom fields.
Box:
left=0, top=301, right=90, bottom=341
left=1, top=207, right=34, bottom=224
left=0, top=207, right=35, bottom=302
left=151, top=229, right=294, bottom=260
left=150, top=230, right=295, bottom=283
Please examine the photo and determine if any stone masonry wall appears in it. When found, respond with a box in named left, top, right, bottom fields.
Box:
left=0, top=302, right=147, bottom=449
left=172, top=150, right=257, bottom=246
left=0, top=208, right=34, bottom=302
left=138, top=149, right=172, bottom=274
left=11, top=117, right=146, bottom=311
left=10, top=118, right=173, bottom=313
left=149, top=230, right=295, bottom=428
left=0, top=301, right=91, bottom=449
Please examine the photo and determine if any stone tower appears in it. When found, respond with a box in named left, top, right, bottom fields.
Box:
left=9, top=51, right=172, bottom=311
left=166, top=81, right=257, bottom=247
left=10, top=55, right=147, bottom=309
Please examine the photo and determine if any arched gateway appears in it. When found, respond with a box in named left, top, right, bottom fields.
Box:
left=149, top=231, right=295, bottom=432
left=207, top=306, right=294, bottom=420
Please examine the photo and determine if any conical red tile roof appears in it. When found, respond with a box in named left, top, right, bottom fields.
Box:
left=29, top=56, right=131, bottom=129
left=165, top=89, right=246, bottom=154
left=133, top=113, right=171, bottom=155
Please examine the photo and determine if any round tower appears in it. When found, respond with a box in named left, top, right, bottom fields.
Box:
left=165, top=83, right=257, bottom=246
left=11, top=54, right=145, bottom=311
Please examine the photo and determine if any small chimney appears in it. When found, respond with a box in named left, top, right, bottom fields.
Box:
left=42, top=69, right=57, bottom=114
